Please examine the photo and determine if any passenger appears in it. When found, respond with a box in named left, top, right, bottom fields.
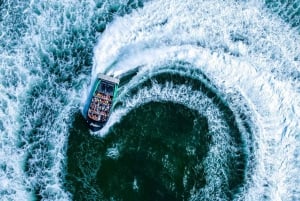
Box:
left=88, top=111, right=93, bottom=119
left=100, top=114, right=105, bottom=122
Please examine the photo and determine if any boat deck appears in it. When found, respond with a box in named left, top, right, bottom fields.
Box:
left=87, top=92, right=113, bottom=122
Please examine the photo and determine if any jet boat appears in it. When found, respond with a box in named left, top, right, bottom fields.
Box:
left=83, top=73, right=119, bottom=131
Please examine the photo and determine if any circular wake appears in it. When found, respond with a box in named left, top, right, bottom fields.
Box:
left=88, top=0, right=300, bottom=200
left=94, top=65, right=254, bottom=200
left=0, top=0, right=299, bottom=200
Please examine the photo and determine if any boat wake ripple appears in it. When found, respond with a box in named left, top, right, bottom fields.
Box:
left=91, top=0, right=300, bottom=200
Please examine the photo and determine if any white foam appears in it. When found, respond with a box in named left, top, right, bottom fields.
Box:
left=1, top=0, right=299, bottom=200
left=0, top=8, right=34, bottom=200
left=95, top=75, right=250, bottom=199
left=92, top=0, right=300, bottom=200
left=1, top=0, right=96, bottom=200
left=106, top=145, right=120, bottom=159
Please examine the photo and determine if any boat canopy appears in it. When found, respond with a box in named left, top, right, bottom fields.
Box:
left=98, top=74, right=120, bottom=84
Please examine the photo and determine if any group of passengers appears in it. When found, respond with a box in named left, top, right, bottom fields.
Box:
left=96, top=93, right=112, bottom=101
left=88, top=93, right=111, bottom=122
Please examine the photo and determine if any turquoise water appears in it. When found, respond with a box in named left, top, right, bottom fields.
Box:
left=0, top=0, right=300, bottom=200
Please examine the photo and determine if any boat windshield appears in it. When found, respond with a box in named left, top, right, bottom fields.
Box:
left=99, top=82, right=114, bottom=95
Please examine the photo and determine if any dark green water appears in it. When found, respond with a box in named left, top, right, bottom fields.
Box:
left=1, top=0, right=300, bottom=200
left=67, top=102, right=209, bottom=201
left=60, top=3, right=298, bottom=200
left=66, top=68, right=249, bottom=200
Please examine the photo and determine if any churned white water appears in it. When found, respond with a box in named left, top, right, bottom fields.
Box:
left=93, top=0, right=300, bottom=200
left=0, top=0, right=299, bottom=200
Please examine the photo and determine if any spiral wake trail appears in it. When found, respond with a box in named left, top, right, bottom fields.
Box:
left=0, top=0, right=299, bottom=200
left=89, top=0, right=300, bottom=200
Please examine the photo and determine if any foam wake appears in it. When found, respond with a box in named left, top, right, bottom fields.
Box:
left=90, top=0, right=300, bottom=200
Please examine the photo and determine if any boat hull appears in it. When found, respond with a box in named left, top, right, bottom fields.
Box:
left=83, top=74, right=119, bottom=131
